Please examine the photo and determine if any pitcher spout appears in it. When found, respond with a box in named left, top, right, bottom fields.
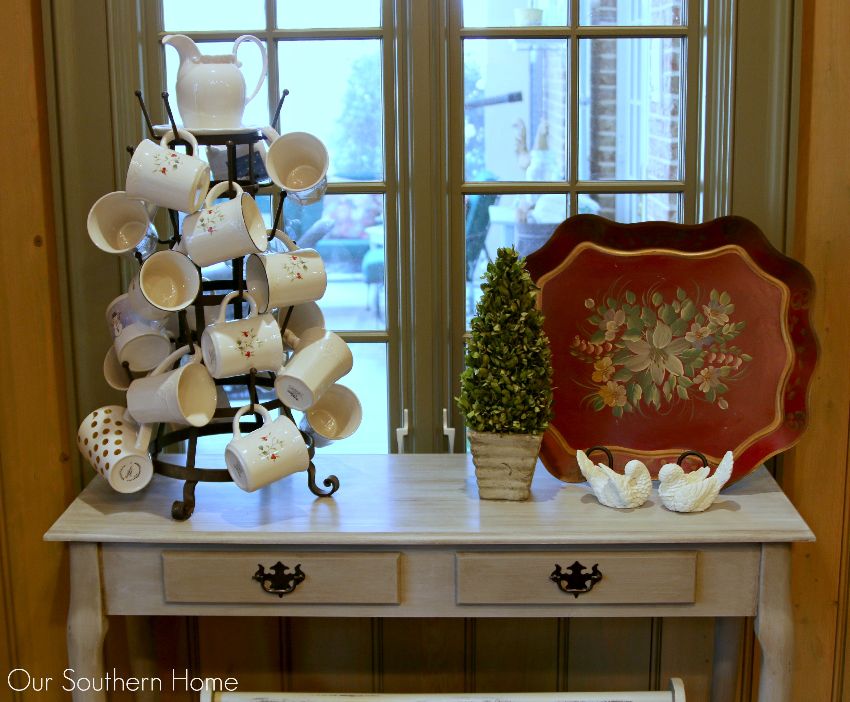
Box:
left=162, top=34, right=201, bottom=64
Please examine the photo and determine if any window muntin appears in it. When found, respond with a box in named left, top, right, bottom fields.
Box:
left=156, top=0, right=703, bottom=452
left=456, top=0, right=693, bottom=284
left=277, top=0, right=382, bottom=29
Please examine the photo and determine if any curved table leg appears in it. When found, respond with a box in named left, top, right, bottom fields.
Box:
left=67, top=543, right=107, bottom=702
left=755, top=543, right=793, bottom=702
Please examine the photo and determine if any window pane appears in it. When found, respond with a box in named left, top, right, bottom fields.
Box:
left=307, top=343, right=388, bottom=454
left=580, top=0, right=684, bottom=26
left=465, top=193, right=568, bottom=326
left=580, top=192, right=681, bottom=222
left=463, top=0, right=568, bottom=27
left=274, top=194, right=385, bottom=332
left=278, top=40, right=384, bottom=182
left=578, top=38, right=683, bottom=181
left=165, top=41, right=269, bottom=128
left=277, top=0, right=381, bottom=28
left=465, top=39, right=567, bottom=182
left=163, top=0, right=266, bottom=31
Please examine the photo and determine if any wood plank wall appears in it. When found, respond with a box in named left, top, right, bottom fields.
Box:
left=778, top=0, right=850, bottom=700
left=102, top=616, right=713, bottom=702
left=0, top=0, right=76, bottom=700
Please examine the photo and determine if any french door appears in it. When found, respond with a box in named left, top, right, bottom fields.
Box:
left=144, top=0, right=703, bottom=454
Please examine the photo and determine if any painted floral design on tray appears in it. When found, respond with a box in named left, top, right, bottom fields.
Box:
left=235, top=327, right=264, bottom=358
left=282, top=254, right=310, bottom=281
left=198, top=207, right=225, bottom=234
left=570, top=287, right=752, bottom=417
left=257, top=434, right=286, bottom=461
left=152, top=151, right=183, bottom=175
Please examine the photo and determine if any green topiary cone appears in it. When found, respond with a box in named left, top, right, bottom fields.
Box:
left=457, top=247, right=553, bottom=434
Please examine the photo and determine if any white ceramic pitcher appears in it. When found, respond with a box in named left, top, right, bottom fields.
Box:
left=163, top=34, right=268, bottom=129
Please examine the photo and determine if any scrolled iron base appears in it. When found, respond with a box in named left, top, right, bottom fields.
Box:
left=152, top=394, right=340, bottom=521
left=307, top=464, right=340, bottom=497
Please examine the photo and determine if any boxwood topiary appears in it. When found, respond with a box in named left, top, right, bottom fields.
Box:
left=457, top=247, right=553, bottom=434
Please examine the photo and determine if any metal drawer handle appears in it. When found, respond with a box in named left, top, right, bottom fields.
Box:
left=550, top=561, right=602, bottom=598
left=253, top=562, right=305, bottom=597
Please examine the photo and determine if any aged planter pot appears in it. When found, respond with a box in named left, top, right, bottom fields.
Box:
left=468, top=430, right=543, bottom=501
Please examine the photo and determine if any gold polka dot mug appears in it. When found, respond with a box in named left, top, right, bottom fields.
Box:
left=76, top=406, right=155, bottom=493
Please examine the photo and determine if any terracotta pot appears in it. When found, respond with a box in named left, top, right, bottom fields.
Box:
left=468, top=430, right=543, bottom=501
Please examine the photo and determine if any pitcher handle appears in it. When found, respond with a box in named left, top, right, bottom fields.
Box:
left=233, top=35, right=268, bottom=105
left=216, top=290, right=259, bottom=324
left=232, top=403, right=271, bottom=438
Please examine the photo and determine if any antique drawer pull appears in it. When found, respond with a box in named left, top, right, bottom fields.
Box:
left=549, top=561, right=602, bottom=598
left=253, top=562, right=305, bottom=597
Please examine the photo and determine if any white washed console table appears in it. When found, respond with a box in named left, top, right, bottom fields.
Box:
left=45, top=455, right=813, bottom=702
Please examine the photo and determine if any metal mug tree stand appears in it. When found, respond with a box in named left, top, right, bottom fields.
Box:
left=127, top=89, right=339, bottom=521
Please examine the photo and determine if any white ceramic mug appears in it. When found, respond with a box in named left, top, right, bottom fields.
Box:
left=128, top=250, right=200, bottom=320
left=87, top=191, right=158, bottom=258
left=298, top=383, right=362, bottom=448
left=107, top=294, right=173, bottom=372
left=103, top=346, right=135, bottom=391
left=182, top=181, right=268, bottom=267
left=126, top=128, right=210, bottom=213
left=262, top=127, right=329, bottom=205
left=225, top=404, right=309, bottom=492
left=246, top=232, right=327, bottom=312
left=159, top=276, right=216, bottom=333
left=201, top=291, right=284, bottom=378
left=127, top=345, right=217, bottom=427
left=77, top=406, right=155, bottom=493
left=277, top=300, right=326, bottom=341
left=275, top=328, right=353, bottom=410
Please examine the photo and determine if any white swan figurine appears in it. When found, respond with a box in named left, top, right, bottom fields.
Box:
left=576, top=450, right=652, bottom=509
left=658, top=451, right=735, bottom=513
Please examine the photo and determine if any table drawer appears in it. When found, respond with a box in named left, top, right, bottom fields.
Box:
left=456, top=551, right=696, bottom=605
left=163, top=551, right=400, bottom=605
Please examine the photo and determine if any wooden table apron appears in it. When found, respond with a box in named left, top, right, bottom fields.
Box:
left=45, top=454, right=813, bottom=702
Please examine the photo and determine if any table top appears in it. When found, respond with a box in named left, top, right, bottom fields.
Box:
left=45, top=455, right=814, bottom=546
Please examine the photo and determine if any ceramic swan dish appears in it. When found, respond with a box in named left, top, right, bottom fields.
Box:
left=658, top=451, right=735, bottom=513
left=576, top=450, right=653, bottom=509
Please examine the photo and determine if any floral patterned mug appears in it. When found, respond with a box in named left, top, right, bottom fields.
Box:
left=246, top=230, right=327, bottom=313
left=201, top=291, right=284, bottom=378
left=181, top=181, right=268, bottom=268
left=225, top=404, right=309, bottom=492
left=125, top=128, right=210, bottom=213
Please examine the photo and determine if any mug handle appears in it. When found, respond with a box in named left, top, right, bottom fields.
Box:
left=133, top=422, right=155, bottom=452
left=233, top=35, right=268, bottom=105
left=149, top=344, right=192, bottom=377
left=204, top=180, right=244, bottom=209
left=232, top=403, right=271, bottom=438
left=283, top=329, right=301, bottom=351
left=216, top=291, right=259, bottom=324
left=271, top=229, right=298, bottom=252
left=261, top=125, right=280, bottom=145
left=160, top=127, right=199, bottom=155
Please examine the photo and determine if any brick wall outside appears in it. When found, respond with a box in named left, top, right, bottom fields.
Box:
left=540, top=0, right=683, bottom=222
